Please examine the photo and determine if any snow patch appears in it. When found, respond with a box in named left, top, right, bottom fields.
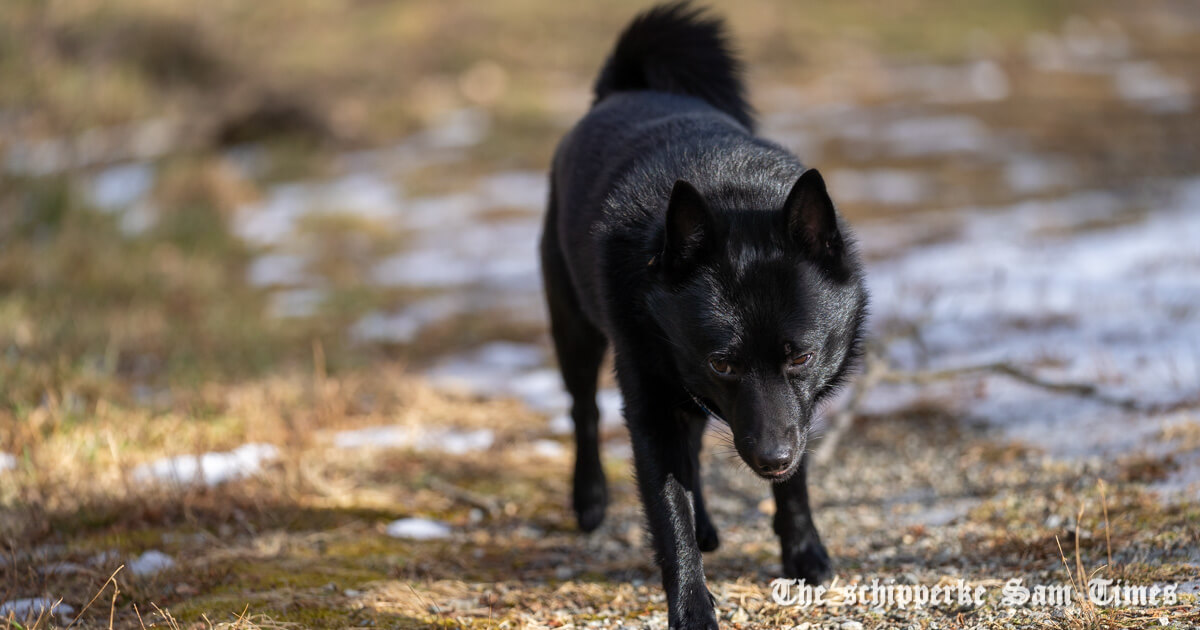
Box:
left=1004, top=155, right=1076, bottom=194
left=0, top=598, right=75, bottom=620
left=828, top=169, right=930, bottom=206
left=386, top=517, right=452, bottom=540
left=881, top=116, right=992, bottom=157
left=479, top=170, right=549, bottom=209
left=887, top=61, right=1009, bottom=103
left=862, top=178, right=1200, bottom=462
left=1113, top=61, right=1192, bottom=113
left=233, top=173, right=402, bottom=247
left=248, top=254, right=311, bottom=287
left=127, top=550, right=175, bottom=576
left=88, top=163, right=155, bottom=211
left=532, top=439, right=566, bottom=458
left=133, top=443, right=278, bottom=487
left=333, top=426, right=493, bottom=455
left=417, top=108, right=489, bottom=150
left=370, top=218, right=539, bottom=289
left=548, top=389, right=625, bottom=435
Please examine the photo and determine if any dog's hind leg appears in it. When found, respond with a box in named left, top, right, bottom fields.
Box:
left=540, top=192, right=609, bottom=532
left=682, top=415, right=719, bottom=552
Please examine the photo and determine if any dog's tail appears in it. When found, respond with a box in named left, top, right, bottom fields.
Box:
left=593, top=2, right=754, bottom=130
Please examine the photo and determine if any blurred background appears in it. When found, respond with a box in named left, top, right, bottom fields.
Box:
left=1, top=1, right=1198, bottom=628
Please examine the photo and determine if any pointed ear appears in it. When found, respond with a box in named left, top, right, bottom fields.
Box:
left=783, top=168, right=846, bottom=273
left=661, top=179, right=713, bottom=274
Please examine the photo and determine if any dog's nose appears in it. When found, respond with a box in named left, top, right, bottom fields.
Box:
left=752, top=446, right=794, bottom=476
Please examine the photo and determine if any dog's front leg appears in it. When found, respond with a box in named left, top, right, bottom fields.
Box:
left=772, top=460, right=832, bottom=584
left=628, top=398, right=719, bottom=629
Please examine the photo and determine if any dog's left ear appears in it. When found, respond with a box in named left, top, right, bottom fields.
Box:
left=660, top=179, right=714, bottom=276
left=783, top=169, right=848, bottom=279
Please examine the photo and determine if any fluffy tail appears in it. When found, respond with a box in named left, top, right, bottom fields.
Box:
left=593, top=2, right=754, bottom=130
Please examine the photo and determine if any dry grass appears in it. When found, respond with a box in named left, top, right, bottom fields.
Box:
left=2, top=364, right=1196, bottom=628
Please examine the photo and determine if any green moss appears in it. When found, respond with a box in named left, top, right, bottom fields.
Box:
left=65, top=525, right=180, bottom=553
left=268, top=606, right=370, bottom=629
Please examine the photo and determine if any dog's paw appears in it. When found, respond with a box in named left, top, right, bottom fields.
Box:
left=673, top=615, right=720, bottom=630
left=695, top=515, right=720, bottom=552
left=575, top=499, right=606, bottom=532
left=572, top=462, right=608, bottom=532
left=781, top=537, right=832, bottom=584
left=671, top=588, right=720, bottom=630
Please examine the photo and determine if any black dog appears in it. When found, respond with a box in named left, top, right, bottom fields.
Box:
left=540, top=3, right=867, bottom=627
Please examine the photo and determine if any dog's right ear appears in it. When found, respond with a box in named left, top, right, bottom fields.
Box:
left=659, top=179, right=714, bottom=275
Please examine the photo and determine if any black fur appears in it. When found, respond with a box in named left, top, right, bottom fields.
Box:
left=540, top=4, right=867, bottom=627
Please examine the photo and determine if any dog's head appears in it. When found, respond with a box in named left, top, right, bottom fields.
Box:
left=646, top=169, right=868, bottom=481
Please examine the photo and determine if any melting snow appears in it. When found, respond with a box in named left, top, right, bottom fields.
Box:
left=1112, top=61, right=1193, bottom=113
left=386, top=517, right=452, bottom=540
left=333, top=426, right=494, bottom=455
left=233, top=174, right=402, bottom=247
left=417, top=108, right=490, bottom=150
left=127, top=550, right=175, bottom=576
left=1004, top=155, right=1076, bottom=194
left=0, top=453, right=15, bottom=472
left=133, top=443, right=278, bottom=487
left=862, top=178, right=1200, bottom=462
left=532, top=439, right=566, bottom=458
left=829, top=114, right=994, bottom=160
left=828, top=169, right=930, bottom=206
left=880, top=116, right=993, bottom=157
left=0, top=598, right=74, bottom=620
left=886, top=60, right=1009, bottom=103
left=248, top=253, right=311, bottom=287
left=424, top=343, right=628, bottom=435
left=427, top=343, right=550, bottom=398
left=370, top=218, right=539, bottom=289
left=479, top=170, right=548, bottom=209
left=88, top=163, right=155, bottom=211
left=545, top=389, right=626, bottom=435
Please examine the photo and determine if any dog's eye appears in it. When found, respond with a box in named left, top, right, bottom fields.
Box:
left=708, top=357, right=736, bottom=376
left=790, top=353, right=813, bottom=367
